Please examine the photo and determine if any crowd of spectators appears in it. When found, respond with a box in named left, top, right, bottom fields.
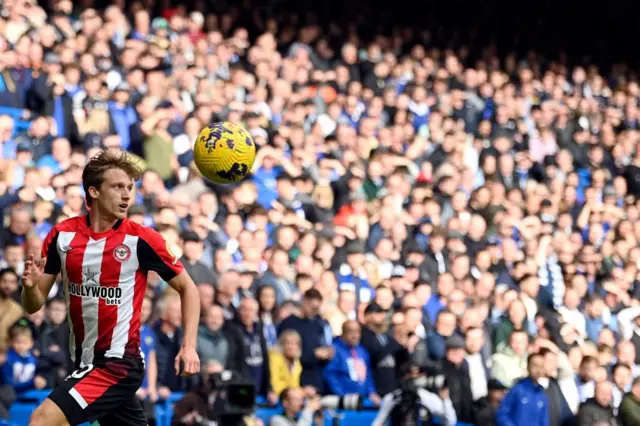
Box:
left=2, top=0, right=640, bottom=426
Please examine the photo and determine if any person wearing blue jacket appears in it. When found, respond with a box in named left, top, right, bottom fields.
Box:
left=1, top=325, right=46, bottom=394
left=323, top=320, right=381, bottom=405
left=496, top=352, right=550, bottom=426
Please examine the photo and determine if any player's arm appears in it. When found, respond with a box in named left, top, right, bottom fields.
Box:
left=22, top=230, right=60, bottom=314
left=166, top=270, right=200, bottom=373
left=138, top=229, right=200, bottom=376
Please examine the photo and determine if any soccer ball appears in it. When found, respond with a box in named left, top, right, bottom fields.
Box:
left=193, top=122, right=257, bottom=184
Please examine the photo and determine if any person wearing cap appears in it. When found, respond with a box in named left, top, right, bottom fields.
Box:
left=472, top=379, right=508, bottom=426
left=360, top=302, right=408, bottom=396
left=180, top=230, right=216, bottom=286
left=440, top=335, right=474, bottom=423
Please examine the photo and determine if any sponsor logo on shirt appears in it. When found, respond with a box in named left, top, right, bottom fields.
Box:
left=69, top=283, right=122, bottom=305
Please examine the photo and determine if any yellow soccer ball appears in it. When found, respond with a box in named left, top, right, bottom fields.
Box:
left=193, top=122, right=257, bottom=184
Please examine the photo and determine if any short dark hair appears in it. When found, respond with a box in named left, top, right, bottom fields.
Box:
left=612, top=362, right=631, bottom=376
left=0, top=267, right=18, bottom=281
left=303, top=288, right=323, bottom=301
left=10, top=324, right=32, bottom=340
left=82, top=149, right=141, bottom=206
left=527, top=352, right=544, bottom=366
left=45, top=297, right=66, bottom=308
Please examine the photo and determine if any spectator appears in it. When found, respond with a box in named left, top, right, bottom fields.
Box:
left=269, top=330, right=304, bottom=397
left=138, top=296, right=159, bottom=422
left=578, top=356, right=599, bottom=403
left=1, top=325, right=47, bottom=394
left=196, top=305, right=247, bottom=379
left=326, top=289, right=357, bottom=336
left=612, top=363, right=632, bottom=414
left=36, top=297, right=70, bottom=388
left=0, top=268, right=23, bottom=353
left=154, top=295, right=188, bottom=394
left=423, top=309, right=458, bottom=364
left=323, top=320, right=380, bottom=405
left=269, top=388, right=321, bottom=426
left=235, top=297, right=275, bottom=404
left=491, top=330, right=529, bottom=388
left=441, top=335, right=474, bottom=424
left=577, top=380, right=616, bottom=426
left=257, top=248, right=297, bottom=307
left=279, top=289, right=332, bottom=392
left=360, top=302, right=408, bottom=397
left=537, top=343, right=580, bottom=426
left=256, top=285, right=278, bottom=349
left=619, top=376, right=640, bottom=426
left=496, top=352, right=550, bottom=426
left=180, top=231, right=216, bottom=286
left=472, top=379, right=508, bottom=426
left=464, top=326, right=490, bottom=402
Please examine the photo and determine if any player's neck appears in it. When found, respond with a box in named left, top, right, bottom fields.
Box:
left=88, top=209, right=120, bottom=233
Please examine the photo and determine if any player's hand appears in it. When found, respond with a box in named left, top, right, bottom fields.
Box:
left=34, top=376, right=47, bottom=389
left=175, top=345, right=200, bottom=376
left=22, top=254, right=46, bottom=289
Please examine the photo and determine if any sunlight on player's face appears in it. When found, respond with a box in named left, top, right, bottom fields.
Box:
left=96, top=168, right=134, bottom=220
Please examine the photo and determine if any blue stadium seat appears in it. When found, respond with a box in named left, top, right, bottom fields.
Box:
left=8, top=403, right=36, bottom=426
left=9, top=391, right=477, bottom=426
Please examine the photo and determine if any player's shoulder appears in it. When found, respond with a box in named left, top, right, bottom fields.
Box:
left=121, top=220, right=167, bottom=247
left=120, top=219, right=162, bottom=240
left=48, top=215, right=87, bottom=236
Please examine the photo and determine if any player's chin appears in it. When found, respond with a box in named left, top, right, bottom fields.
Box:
left=114, top=206, right=128, bottom=218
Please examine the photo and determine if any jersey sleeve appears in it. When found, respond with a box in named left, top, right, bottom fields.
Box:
left=137, top=227, right=184, bottom=282
left=41, top=227, right=61, bottom=275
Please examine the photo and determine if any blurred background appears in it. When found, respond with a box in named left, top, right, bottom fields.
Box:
left=1, top=0, right=640, bottom=426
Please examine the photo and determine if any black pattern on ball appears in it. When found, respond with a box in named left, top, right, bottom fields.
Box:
left=216, top=163, right=249, bottom=181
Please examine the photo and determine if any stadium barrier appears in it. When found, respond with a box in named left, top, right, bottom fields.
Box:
left=10, top=391, right=475, bottom=426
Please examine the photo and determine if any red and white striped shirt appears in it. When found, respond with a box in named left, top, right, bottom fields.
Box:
left=41, top=215, right=184, bottom=368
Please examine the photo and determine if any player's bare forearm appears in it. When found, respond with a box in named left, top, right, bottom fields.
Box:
left=21, top=274, right=56, bottom=314
left=168, top=270, right=200, bottom=349
left=22, top=284, right=46, bottom=314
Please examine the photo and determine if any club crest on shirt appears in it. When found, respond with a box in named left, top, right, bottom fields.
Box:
left=113, top=244, right=132, bottom=263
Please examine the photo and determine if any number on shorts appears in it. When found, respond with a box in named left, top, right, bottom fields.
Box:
left=67, top=364, right=94, bottom=380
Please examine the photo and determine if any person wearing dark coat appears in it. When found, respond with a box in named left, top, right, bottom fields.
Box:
left=441, top=335, right=474, bottom=424
left=577, top=380, right=616, bottom=426
left=235, top=298, right=273, bottom=401
left=359, top=302, right=409, bottom=396
left=279, top=289, right=332, bottom=392
left=473, top=379, right=508, bottom=426
left=37, top=298, right=72, bottom=387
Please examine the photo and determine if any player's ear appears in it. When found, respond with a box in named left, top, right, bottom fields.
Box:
left=88, top=186, right=99, bottom=201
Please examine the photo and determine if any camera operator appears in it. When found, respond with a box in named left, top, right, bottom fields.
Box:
left=372, top=362, right=457, bottom=426
left=172, top=369, right=258, bottom=426
left=269, top=387, right=321, bottom=426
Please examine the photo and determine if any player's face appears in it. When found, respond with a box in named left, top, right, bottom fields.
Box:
left=94, top=168, right=134, bottom=219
